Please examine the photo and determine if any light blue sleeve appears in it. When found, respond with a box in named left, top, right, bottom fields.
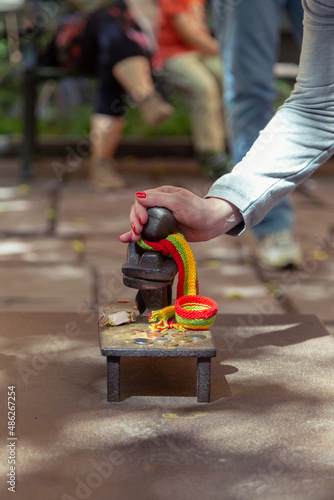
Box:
left=207, top=0, right=334, bottom=235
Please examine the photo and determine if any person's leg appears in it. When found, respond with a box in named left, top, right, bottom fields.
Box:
left=286, top=0, right=304, bottom=46
left=196, top=54, right=230, bottom=175
left=214, top=0, right=301, bottom=267
left=199, top=55, right=223, bottom=95
left=90, top=65, right=126, bottom=189
left=89, top=113, right=126, bottom=190
left=216, top=0, right=284, bottom=165
left=163, top=52, right=226, bottom=166
left=112, top=56, right=174, bottom=126
left=90, top=114, right=125, bottom=160
left=112, top=56, right=155, bottom=101
left=87, top=14, right=130, bottom=190
left=250, top=0, right=303, bottom=239
left=88, top=10, right=172, bottom=189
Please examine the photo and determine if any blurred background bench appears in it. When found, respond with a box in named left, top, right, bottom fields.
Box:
left=0, top=0, right=301, bottom=179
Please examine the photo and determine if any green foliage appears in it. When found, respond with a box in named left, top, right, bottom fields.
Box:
left=36, top=86, right=193, bottom=136
left=0, top=67, right=23, bottom=134
left=0, top=73, right=193, bottom=136
left=276, top=79, right=294, bottom=107
left=0, top=38, right=8, bottom=58
left=37, top=103, right=91, bottom=135
left=123, top=93, right=192, bottom=137
left=0, top=66, right=293, bottom=137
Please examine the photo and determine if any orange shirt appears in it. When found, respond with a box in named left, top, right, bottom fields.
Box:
left=154, top=0, right=204, bottom=68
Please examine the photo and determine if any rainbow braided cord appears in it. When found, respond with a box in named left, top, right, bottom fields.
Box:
left=138, top=233, right=217, bottom=330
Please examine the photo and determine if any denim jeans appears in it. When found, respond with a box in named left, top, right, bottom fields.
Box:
left=214, top=0, right=303, bottom=239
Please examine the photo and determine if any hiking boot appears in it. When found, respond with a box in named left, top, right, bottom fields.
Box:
left=198, top=151, right=230, bottom=179
left=137, top=91, right=174, bottom=127
left=90, top=158, right=126, bottom=191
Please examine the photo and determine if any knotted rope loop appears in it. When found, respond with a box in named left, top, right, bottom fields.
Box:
left=138, top=233, right=217, bottom=330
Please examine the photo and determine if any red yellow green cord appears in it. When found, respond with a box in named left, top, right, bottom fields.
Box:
left=138, top=233, right=218, bottom=330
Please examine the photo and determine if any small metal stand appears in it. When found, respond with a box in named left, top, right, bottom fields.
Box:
left=98, top=208, right=217, bottom=402
left=99, top=305, right=216, bottom=403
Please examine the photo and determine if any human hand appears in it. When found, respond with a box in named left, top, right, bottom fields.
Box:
left=118, top=186, right=242, bottom=243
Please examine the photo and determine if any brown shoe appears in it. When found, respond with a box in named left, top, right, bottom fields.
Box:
left=90, top=158, right=126, bottom=190
left=137, top=91, right=174, bottom=127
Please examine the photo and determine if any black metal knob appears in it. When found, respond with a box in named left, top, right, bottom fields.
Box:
left=142, top=207, right=177, bottom=242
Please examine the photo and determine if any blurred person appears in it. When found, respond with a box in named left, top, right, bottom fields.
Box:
left=214, top=0, right=304, bottom=270
left=119, top=1, right=334, bottom=248
left=44, top=0, right=173, bottom=190
left=154, top=0, right=228, bottom=177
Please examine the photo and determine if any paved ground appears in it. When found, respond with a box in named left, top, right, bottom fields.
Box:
left=0, top=156, right=334, bottom=500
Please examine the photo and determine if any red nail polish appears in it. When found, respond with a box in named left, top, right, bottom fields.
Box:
left=136, top=192, right=146, bottom=199
left=138, top=216, right=142, bottom=225
left=131, top=224, right=137, bottom=234
left=130, top=233, right=133, bottom=241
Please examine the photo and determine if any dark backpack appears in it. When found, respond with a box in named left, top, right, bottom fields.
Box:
left=54, top=13, right=88, bottom=70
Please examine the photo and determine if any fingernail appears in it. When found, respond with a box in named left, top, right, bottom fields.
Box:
left=131, top=224, right=137, bottom=234
left=136, top=192, right=146, bottom=199
left=130, top=233, right=133, bottom=241
left=138, top=216, right=142, bottom=224
left=118, top=236, right=122, bottom=242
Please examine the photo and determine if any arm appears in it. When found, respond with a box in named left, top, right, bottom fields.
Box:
left=120, top=0, right=334, bottom=243
left=171, top=10, right=218, bottom=55
left=207, top=0, right=334, bottom=233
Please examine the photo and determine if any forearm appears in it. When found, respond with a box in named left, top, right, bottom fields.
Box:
left=207, top=0, right=334, bottom=234
left=172, top=13, right=219, bottom=55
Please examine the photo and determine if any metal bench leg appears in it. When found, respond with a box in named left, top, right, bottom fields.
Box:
left=107, top=356, right=120, bottom=402
left=22, top=69, right=36, bottom=179
left=197, top=357, right=211, bottom=403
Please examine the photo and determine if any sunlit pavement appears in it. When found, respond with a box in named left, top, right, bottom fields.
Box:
left=1, top=156, right=334, bottom=500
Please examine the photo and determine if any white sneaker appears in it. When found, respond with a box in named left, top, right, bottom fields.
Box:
left=257, top=231, right=302, bottom=270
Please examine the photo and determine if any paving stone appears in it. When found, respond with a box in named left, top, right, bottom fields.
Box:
left=1, top=156, right=334, bottom=500
left=58, top=188, right=132, bottom=210
left=84, top=237, right=127, bottom=267
left=0, top=157, right=21, bottom=181
left=0, top=179, right=60, bottom=198
left=280, top=280, right=334, bottom=321
left=57, top=211, right=130, bottom=236
left=119, top=157, right=200, bottom=176
left=197, top=261, right=283, bottom=312
left=57, top=189, right=133, bottom=236
left=325, top=323, right=334, bottom=337
left=0, top=298, right=93, bottom=313
left=97, top=261, right=284, bottom=315
left=0, top=265, right=92, bottom=302
left=294, top=176, right=334, bottom=208
left=192, top=235, right=254, bottom=264
left=288, top=233, right=333, bottom=264
left=0, top=197, right=50, bottom=234
left=0, top=238, right=78, bottom=263
left=295, top=209, right=334, bottom=242
left=258, top=257, right=334, bottom=292
left=1, top=312, right=333, bottom=500
left=210, top=283, right=283, bottom=313
left=97, top=265, right=137, bottom=304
